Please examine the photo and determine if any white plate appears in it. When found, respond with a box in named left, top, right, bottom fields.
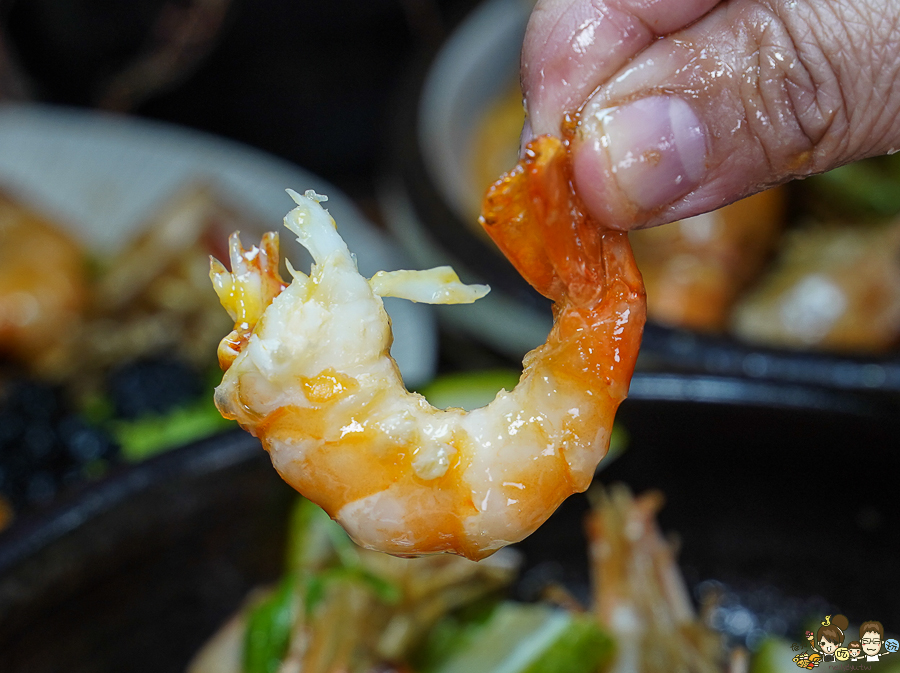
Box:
left=0, top=103, right=436, bottom=386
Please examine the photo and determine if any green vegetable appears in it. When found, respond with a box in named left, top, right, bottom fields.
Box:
left=79, top=392, right=116, bottom=426
left=244, top=499, right=408, bottom=673
left=113, top=395, right=234, bottom=461
left=603, top=423, right=628, bottom=466
left=419, top=602, right=613, bottom=673
left=243, top=574, right=298, bottom=673
left=805, top=153, right=900, bottom=219
left=285, top=498, right=402, bottom=600
left=526, top=616, right=614, bottom=673
left=304, top=566, right=401, bottom=615
left=412, top=597, right=500, bottom=671
left=871, top=656, right=900, bottom=673
left=418, top=369, right=521, bottom=411
left=749, top=637, right=807, bottom=673
left=284, top=497, right=343, bottom=573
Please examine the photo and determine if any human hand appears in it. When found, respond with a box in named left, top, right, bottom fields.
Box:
left=521, top=0, right=900, bottom=230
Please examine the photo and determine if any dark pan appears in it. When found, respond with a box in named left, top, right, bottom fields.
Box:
left=0, top=373, right=897, bottom=672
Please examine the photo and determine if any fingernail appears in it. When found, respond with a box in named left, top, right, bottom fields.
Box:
left=578, top=96, right=707, bottom=213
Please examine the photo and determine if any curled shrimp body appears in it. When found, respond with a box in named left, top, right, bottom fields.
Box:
left=211, top=135, right=645, bottom=560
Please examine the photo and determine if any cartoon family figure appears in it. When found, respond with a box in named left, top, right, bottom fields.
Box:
left=793, top=615, right=899, bottom=668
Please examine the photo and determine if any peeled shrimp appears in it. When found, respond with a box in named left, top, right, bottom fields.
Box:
left=210, top=135, right=645, bottom=560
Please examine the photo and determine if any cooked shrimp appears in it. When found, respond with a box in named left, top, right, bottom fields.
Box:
left=0, top=192, right=87, bottom=375
left=210, top=134, right=645, bottom=560
left=586, top=486, right=724, bottom=673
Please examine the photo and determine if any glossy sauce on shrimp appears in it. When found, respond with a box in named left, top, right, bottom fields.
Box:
left=210, top=134, right=645, bottom=560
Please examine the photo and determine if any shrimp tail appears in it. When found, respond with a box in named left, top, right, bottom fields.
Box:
left=480, top=134, right=643, bottom=309
left=481, top=133, right=646, bottom=396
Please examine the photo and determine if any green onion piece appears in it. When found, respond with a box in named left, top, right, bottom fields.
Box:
left=807, top=154, right=900, bottom=218
left=422, top=602, right=613, bottom=673
left=113, top=395, right=234, bottom=461
left=284, top=499, right=402, bottom=607
left=353, top=567, right=402, bottom=605
left=306, top=567, right=402, bottom=615
left=412, top=599, right=502, bottom=672
left=749, top=637, right=807, bottom=673
left=284, top=498, right=340, bottom=574
left=603, top=423, right=628, bottom=466
left=418, top=370, right=521, bottom=411
left=243, top=574, right=298, bottom=673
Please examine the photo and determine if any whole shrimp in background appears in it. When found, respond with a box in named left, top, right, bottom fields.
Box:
left=0, top=193, right=87, bottom=375
left=210, top=133, right=645, bottom=560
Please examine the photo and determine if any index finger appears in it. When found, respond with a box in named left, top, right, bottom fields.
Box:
left=522, top=0, right=720, bottom=136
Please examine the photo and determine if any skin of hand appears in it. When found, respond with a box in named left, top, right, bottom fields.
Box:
left=521, top=0, right=900, bottom=230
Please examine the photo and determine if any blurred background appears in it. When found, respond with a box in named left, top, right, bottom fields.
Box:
left=1, top=0, right=482, bottom=209
left=1, top=1, right=900, bottom=671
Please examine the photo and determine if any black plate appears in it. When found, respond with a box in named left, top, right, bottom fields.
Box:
left=0, top=374, right=898, bottom=671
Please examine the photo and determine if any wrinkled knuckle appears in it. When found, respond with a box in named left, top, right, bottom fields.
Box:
left=731, top=1, right=849, bottom=176
left=799, top=0, right=900, bottom=158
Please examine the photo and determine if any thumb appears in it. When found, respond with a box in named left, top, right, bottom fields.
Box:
left=523, top=0, right=900, bottom=230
